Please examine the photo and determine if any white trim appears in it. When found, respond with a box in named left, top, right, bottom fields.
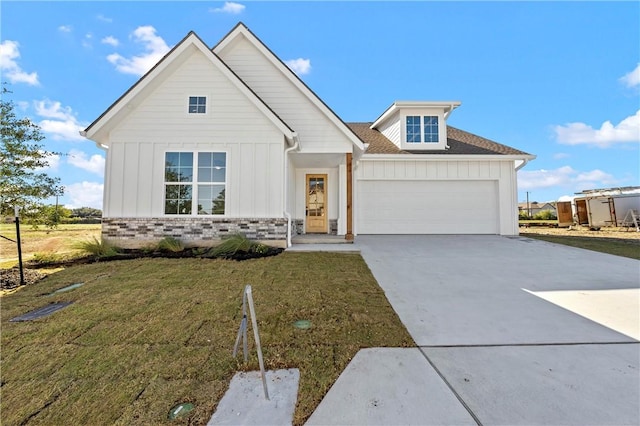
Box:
left=371, top=101, right=461, bottom=130
left=186, top=94, right=209, bottom=116
left=360, top=154, right=537, bottom=162
left=162, top=149, right=228, bottom=217
left=84, top=32, right=295, bottom=147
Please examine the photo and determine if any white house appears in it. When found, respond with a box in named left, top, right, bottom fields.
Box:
left=82, top=23, right=535, bottom=248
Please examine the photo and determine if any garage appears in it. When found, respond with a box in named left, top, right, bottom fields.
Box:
left=357, top=180, right=499, bottom=234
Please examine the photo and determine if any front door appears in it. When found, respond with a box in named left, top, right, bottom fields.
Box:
left=306, top=174, right=327, bottom=233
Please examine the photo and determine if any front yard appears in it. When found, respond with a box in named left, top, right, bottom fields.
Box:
left=0, top=253, right=414, bottom=425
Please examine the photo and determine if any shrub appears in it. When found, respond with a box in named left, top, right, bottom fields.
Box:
left=209, top=234, right=254, bottom=257
left=30, top=252, right=66, bottom=264
left=533, top=210, right=557, bottom=220
left=156, top=236, right=184, bottom=252
left=519, top=210, right=531, bottom=220
left=74, top=237, right=120, bottom=257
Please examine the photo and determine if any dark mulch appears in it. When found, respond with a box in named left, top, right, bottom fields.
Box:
left=1, top=246, right=284, bottom=290
left=0, top=267, right=47, bottom=290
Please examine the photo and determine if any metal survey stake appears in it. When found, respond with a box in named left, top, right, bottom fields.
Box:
left=232, top=285, right=269, bottom=400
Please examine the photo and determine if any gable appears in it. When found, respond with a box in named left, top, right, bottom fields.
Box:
left=111, top=48, right=290, bottom=143
left=213, top=24, right=364, bottom=154
left=82, top=32, right=294, bottom=147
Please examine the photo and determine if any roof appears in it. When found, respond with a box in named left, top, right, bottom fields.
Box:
left=347, top=122, right=533, bottom=156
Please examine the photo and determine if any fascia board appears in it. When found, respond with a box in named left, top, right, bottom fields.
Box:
left=371, top=101, right=462, bottom=130
left=83, top=33, right=198, bottom=141
left=84, top=31, right=294, bottom=145
left=360, top=154, right=537, bottom=161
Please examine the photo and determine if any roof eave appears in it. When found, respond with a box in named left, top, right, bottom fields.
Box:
left=371, top=101, right=462, bottom=129
left=360, top=153, right=536, bottom=161
left=84, top=30, right=295, bottom=144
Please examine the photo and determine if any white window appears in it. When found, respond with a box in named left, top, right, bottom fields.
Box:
left=406, top=115, right=439, bottom=143
left=164, top=152, right=226, bottom=215
left=188, top=96, right=206, bottom=114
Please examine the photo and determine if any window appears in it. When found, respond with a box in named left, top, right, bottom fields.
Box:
left=188, top=96, right=206, bottom=114
left=164, top=152, right=226, bottom=215
left=196, top=152, right=226, bottom=215
left=406, top=115, right=439, bottom=143
left=406, top=116, right=422, bottom=143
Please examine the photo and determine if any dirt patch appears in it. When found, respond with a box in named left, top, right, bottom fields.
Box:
left=521, top=225, right=640, bottom=241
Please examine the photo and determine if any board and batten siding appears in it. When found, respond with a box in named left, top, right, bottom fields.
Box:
left=377, top=111, right=401, bottom=146
left=103, top=48, right=286, bottom=218
left=356, top=158, right=519, bottom=235
left=217, top=36, right=354, bottom=154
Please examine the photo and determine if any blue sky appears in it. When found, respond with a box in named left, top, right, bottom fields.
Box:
left=2, top=1, right=638, bottom=209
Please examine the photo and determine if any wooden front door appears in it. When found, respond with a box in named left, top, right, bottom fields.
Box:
left=306, top=174, right=327, bottom=233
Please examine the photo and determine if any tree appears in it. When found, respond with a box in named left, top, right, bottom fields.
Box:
left=71, top=207, right=102, bottom=218
left=0, top=87, right=62, bottom=217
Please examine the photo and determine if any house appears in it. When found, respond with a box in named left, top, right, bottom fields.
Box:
left=518, top=201, right=557, bottom=217
left=82, top=23, right=535, bottom=248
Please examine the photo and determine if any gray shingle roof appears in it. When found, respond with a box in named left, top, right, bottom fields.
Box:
left=347, top=122, right=532, bottom=156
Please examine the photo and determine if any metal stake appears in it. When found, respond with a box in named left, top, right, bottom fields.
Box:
left=15, top=206, right=24, bottom=286
left=232, top=285, right=269, bottom=400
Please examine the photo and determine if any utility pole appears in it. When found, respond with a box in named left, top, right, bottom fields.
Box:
left=526, top=191, right=531, bottom=219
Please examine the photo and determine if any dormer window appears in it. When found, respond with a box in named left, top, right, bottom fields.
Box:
left=406, top=115, right=439, bottom=143
left=371, top=101, right=460, bottom=151
left=188, top=96, right=206, bottom=114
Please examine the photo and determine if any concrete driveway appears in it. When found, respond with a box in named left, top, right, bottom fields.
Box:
left=307, top=235, right=640, bottom=425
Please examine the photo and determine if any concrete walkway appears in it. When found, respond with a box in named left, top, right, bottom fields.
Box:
left=304, top=235, right=640, bottom=425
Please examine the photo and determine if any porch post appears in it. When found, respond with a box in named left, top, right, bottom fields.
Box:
left=345, top=152, right=354, bottom=241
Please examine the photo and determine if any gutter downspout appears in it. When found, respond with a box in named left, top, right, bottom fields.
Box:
left=283, top=133, right=300, bottom=248
left=515, top=158, right=531, bottom=171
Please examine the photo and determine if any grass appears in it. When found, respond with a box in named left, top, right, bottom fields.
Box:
left=0, top=252, right=415, bottom=425
left=522, top=233, right=640, bottom=260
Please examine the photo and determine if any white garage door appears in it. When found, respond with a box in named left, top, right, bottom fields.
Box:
left=357, top=180, right=499, bottom=234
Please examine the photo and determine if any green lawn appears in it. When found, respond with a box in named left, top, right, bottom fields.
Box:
left=522, top=233, right=640, bottom=260
left=0, top=252, right=414, bottom=425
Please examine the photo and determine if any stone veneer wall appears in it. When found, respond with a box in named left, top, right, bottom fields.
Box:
left=293, top=219, right=338, bottom=235
left=102, top=217, right=287, bottom=248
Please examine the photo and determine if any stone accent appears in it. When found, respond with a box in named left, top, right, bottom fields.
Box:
left=329, top=219, right=338, bottom=235
left=102, top=217, right=287, bottom=248
left=292, top=219, right=338, bottom=235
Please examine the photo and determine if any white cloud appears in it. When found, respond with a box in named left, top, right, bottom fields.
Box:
left=554, top=110, right=640, bottom=148
left=64, top=181, right=104, bottom=209
left=210, top=2, right=245, bottom=14
left=34, top=99, right=86, bottom=141
left=97, top=14, right=113, bottom=23
left=58, top=25, right=72, bottom=33
left=518, top=166, right=618, bottom=193
left=620, top=64, right=640, bottom=88
left=82, top=33, right=94, bottom=49
left=0, top=40, right=39, bottom=85
left=67, top=149, right=105, bottom=176
left=101, top=36, right=119, bottom=47
left=107, top=26, right=171, bottom=76
left=552, top=152, right=570, bottom=160
left=285, top=58, right=312, bottom=75
left=35, top=151, right=61, bottom=172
